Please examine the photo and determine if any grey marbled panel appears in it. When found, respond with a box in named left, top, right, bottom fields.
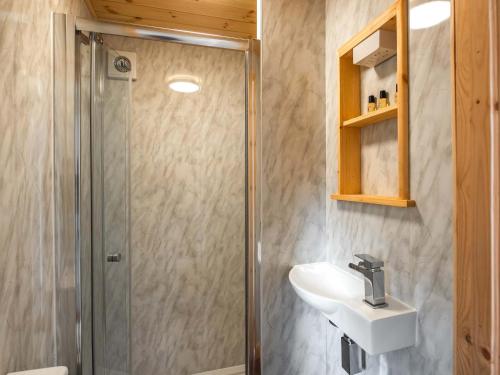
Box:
left=326, top=0, right=452, bottom=374
left=361, top=56, right=398, bottom=196
left=0, top=1, right=89, bottom=374
left=261, top=0, right=327, bottom=374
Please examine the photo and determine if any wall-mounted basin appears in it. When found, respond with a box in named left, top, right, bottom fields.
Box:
left=289, top=262, right=416, bottom=355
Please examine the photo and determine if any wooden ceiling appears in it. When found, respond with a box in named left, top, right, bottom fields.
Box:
left=85, top=0, right=257, bottom=39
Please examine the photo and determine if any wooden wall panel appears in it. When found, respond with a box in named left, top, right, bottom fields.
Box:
left=491, top=0, right=500, bottom=372
left=86, top=0, right=256, bottom=38
left=452, top=0, right=495, bottom=373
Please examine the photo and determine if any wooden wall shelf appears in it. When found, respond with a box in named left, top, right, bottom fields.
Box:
left=331, top=194, right=415, bottom=208
left=332, top=0, right=414, bottom=208
left=342, top=105, right=398, bottom=128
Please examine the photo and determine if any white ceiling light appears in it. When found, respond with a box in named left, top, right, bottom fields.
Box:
left=167, top=75, right=201, bottom=93
left=410, top=1, right=450, bottom=30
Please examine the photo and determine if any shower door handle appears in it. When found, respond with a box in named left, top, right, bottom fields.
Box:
left=106, top=253, right=122, bottom=262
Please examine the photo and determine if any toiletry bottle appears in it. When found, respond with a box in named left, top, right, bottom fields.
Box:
left=368, top=95, right=376, bottom=112
left=379, top=90, right=389, bottom=108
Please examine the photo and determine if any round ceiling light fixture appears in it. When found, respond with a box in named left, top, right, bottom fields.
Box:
left=409, top=1, right=450, bottom=30
left=167, top=75, right=201, bottom=93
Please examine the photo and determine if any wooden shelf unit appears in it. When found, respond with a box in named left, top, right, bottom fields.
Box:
left=332, top=0, right=414, bottom=208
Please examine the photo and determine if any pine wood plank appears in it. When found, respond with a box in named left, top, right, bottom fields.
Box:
left=89, top=0, right=256, bottom=38
left=98, top=0, right=256, bottom=23
left=93, top=12, right=253, bottom=38
left=93, top=1, right=255, bottom=33
left=493, top=0, right=500, bottom=371
left=453, top=0, right=493, bottom=373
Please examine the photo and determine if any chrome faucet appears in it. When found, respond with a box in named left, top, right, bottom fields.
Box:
left=348, top=254, right=387, bottom=308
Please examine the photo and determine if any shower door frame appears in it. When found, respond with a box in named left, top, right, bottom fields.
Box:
left=53, top=14, right=261, bottom=375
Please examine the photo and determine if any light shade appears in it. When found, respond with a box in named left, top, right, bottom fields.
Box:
left=167, top=75, right=201, bottom=93
left=410, top=1, right=450, bottom=30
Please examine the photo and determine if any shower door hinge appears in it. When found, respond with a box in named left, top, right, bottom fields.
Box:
left=93, top=33, right=104, bottom=45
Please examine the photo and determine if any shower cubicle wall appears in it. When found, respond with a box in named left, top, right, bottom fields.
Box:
left=54, top=15, right=262, bottom=375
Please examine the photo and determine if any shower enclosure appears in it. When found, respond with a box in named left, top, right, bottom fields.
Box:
left=53, top=15, right=261, bottom=375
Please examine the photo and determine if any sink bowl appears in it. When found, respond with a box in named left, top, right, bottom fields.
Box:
left=289, top=262, right=416, bottom=355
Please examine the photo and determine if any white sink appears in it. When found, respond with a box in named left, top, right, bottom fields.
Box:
left=7, top=368, right=68, bottom=375
left=289, top=262, right=416, bottom=355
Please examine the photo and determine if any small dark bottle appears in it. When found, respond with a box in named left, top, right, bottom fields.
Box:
left=368, top=95, right=377, bottom=112
left=379, top=90, right=389, bottom=108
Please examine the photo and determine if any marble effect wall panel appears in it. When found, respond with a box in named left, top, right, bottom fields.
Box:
left=261, top=0, right=327, bottom=374
left=325, top=1, right=452, bottom=374
left=102, top=35, right=246, bottom=375
left=360, top=56, right=398, bottom=196
left=0, top=1, right=89, bottom=374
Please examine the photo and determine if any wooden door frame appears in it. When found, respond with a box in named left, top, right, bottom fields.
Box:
left=452, top=0, right=499, bottom=373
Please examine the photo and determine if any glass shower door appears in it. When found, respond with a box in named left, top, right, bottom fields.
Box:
left=87, top=31, right=246, bottom=375
left=90, top=33, right=132, bottom=375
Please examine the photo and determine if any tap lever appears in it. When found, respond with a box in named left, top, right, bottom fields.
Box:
left=348, top=262, right=366, bottom=274
left=354, top=253, right=384, bottom=269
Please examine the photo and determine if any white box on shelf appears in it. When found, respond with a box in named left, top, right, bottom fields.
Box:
left=353, top=30, right=396, bottom=68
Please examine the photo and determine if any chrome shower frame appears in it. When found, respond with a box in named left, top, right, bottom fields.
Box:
left=53, top=14, right=262, bottom=375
